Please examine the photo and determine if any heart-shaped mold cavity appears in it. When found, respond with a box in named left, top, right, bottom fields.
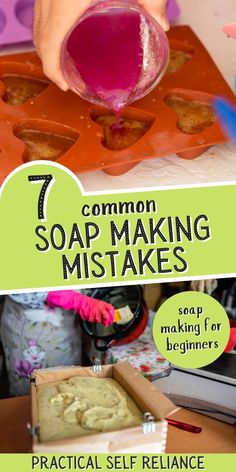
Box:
left=166, top=49, right=193, bottom=75
left=164, top=94, right=216, bottom=134
left=91, top=109, right=155, bottom=151
left=17, top=131, right=77, bottom=163
left=15, top=0, right=34, bottom=29
left=1, top=75, right=49, bottom=105
left=166, top=41, right=195, bottom=75
left=0, top=8, right=7, bottom=34
left=14, top=121, right=79, bottom=162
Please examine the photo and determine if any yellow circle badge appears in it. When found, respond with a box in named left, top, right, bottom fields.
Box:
left=153, top=291, right=230, bottom=368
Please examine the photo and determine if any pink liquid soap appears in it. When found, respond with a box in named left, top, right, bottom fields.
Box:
left=66, top=9, right=144, bottom=114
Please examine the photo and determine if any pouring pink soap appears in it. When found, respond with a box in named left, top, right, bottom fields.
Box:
left=61, top=0, right=169, bottom=114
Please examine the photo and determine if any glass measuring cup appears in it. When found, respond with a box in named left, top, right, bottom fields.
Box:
left=60, top=0, right=169, bottom=112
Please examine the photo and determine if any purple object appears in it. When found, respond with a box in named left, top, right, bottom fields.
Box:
left=0, top=0, right=34, bottom=47
left=166, top=0, right=181, bottom=23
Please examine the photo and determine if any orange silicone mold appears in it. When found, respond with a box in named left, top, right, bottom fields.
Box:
left=0, top=25, right=235, bottom=183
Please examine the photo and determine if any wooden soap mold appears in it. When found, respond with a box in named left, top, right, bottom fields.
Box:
left=0, top=25, right=235, bottom=183
left=29, top=361, right=176, bottom=453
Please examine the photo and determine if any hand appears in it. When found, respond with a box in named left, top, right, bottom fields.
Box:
left=139, top=1, right=169, bottom=30
left=47, top=290, right=114, bottom=326
left=190, top=279, right=218, bottom=295
left=33, top=1, right=169, bottom=90
left=77, top=295, right=115, bottom=327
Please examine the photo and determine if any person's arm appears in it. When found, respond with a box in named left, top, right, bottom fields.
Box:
left=9, top=290, right=114, bottom=326
left=33, top=0, right=169, bottom=90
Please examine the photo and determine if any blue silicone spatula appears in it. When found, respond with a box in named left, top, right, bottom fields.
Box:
left=213, top=97, right=236, bottom=142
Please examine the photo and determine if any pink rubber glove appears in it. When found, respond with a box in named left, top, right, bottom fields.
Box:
left=47, top=290, right=114, bottom=327
left=223, top=23, right=236, bottom=40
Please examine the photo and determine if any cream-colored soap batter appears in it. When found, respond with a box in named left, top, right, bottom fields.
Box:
left=37, top=376, right=143, bottom=442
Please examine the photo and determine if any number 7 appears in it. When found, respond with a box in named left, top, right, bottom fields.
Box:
left=28, top=174, right=54, bottom=220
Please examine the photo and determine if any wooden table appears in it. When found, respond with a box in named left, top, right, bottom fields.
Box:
left=0, top=396, right=235, bottom=453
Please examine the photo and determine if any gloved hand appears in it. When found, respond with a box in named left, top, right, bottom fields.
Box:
left=47, top=290, right=114, bottom=327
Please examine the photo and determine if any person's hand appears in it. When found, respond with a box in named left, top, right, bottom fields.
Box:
left=47, top=290, right=114, bottom=326
left=77, top=295, right=115, bottom=326
left=34, top=1, right=91, bottom=90
left=33, top=0, right=169, bottom=90
left=140, top=1, right=169, bottom=30
left=190, top=279, right=218, bottom=295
